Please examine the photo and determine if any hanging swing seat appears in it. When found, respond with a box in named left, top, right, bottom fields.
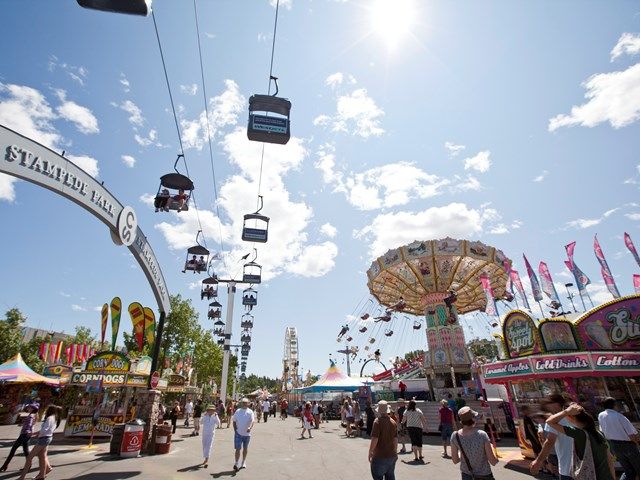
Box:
left=242, top=213, right=270, bottom=243
left=247, top=94, right=291, bottom=145
left=77, top=0, right=150, bottom=16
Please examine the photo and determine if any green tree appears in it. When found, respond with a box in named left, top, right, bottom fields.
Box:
left=0, top=308, right=27, bottom=363
left=20, top=336, right=45, bottom=373
left=70, top=325, right=96, bottom=345
left=122, top=330, right=151, bottom=358
left=467, top=337, right=498, bottom=361
left=238, top=374, right=280, bottom=394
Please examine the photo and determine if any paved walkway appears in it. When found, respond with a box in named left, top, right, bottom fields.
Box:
left=0, top=416, right=535, bottom=479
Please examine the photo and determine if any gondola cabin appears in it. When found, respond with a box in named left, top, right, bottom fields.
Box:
left=217, top=339, right=224, bottom=346
left=77, top=0, right=151, bottom=16
left=241, top=334, right=251, bottom=343
left=183, top=245, right=209, bottom=274
left=242, top=288, right=258, bottom=307
left=247, top=94, right=291, bottom=145
left=155, top=172, right=194, bottom=213
left=208, top=308, right=221, bottom=319
left=384, top=330, right=393, bottom=337
left=242, top=262, right=262, bottom=284
left=201, top=277, right=218, bottom=300
left=241, top=314, right=254, bottom=329
left=214, top=328, right=224, bottom=337
left=242, top=213, right=270, bottom=243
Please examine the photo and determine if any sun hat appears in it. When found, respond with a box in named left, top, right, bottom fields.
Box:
left=205, top=404, right=216, bottom=411
left=240, top=397, right=249, bottom=405
left=376, top=400, right=389, bottom=414
left=458, top=406, right=479, bottom=422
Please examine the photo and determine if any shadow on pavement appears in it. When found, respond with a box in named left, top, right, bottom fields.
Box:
left=65, top=471, right=141, bottom=479
left=211, top=470, right=237, bottom=478
left=177, top=464, right=204, bottom=472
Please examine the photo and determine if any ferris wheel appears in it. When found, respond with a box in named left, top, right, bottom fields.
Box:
left=282, top=327, right=299, bottom=391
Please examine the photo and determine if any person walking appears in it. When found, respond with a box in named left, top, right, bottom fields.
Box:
left=201, top=405, right=221, bottom=468
left=280, top=398, right=288, bottom=420
left=520, top=405, right=542, bottom=458
left=169, top=401, right=181, bottom=434
left=547, top=402, right=615, bottom=480
left=354, top=401, right=363, bottom=436
left=450, top=406, right=498, bottom=480
left=530, top=394, right=574, bottom=480
left=226, top=400, right=234, bottom=429
left=396, top=399, right=407, bottom=454
left=18, top=405, right=60, bottom=480
left=368, top=400, right=397, bottom=480
left=261, top=398, right=270, bottom=423
left=400, top=399, right=427, bottom=462
left=439, top=399, right=454, bottom=458
left=192, top=399, right=203, bottom=436
left=301, top=402, right=315, bottom=439
left=365, top=400, right=376, bottom=437
left=232, top=398, right=255, bottom=471
left=1, top=403, right=38, bottom=472
left=598, top=397, right=640, bottom=480
left=184, top=398, right=193, bottom=427
left=312, top=401, right=320, bottom=429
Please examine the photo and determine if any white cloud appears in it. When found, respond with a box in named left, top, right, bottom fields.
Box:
left=315, top=87, right=384, bottom=138
left=134, top=129, right=166, bottom=148
left=549, top=62, right=640, bottom=131
left=204, top=32, right=216, bottom=39
left=626, top=213, right=640, bottom=221
left=450, top=175, right=482, bottom=192
left=586, top=282, right=616, bottom=305
left=445, top=141, right=465, bottom=156
left=565, top=206, right=624, bottom=230
left=0, top=175, right=17, bottom=202
left=489, top=224, right=509, bottom=235
left=180, top=84, right=198, bottom=96
left=533, top=170, right=549, bottom=182
left=121, top=155, right=136, bottom=168
left=354, top=202, right=501, bottom=258
left=68, top=154, right=99, bottom=178
left=180, top=79, right=244, bottom=150
left=320, top=223, right=338, bottom=238
left=511, top=220, right=523, bottom=229
left=325, top=72, right=356, bottom=88
left=55, top=90, right=99, bottom=134
left=116, top=100, right=144, bottom=127
left=270, top=0, right=292, bottom=9
left=287, top=242, right=338, bottom=277
left=611, top=33, right=640, bottom=61
left=48, top=55, right=88, bottom=86
left=71, top=304, right=87, bottom=312
left=119, top=73, right=130, bottom=93
left=139, top=193, right=155, bottom=206
left=59, top=291, right=71, bottom=298
left=463, top=150, right=492, bottom=173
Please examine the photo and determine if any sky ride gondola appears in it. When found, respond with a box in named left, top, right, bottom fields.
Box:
left=384, top=329, right=393, bottom=337
left=213, top=320, right=225, bottom=327
left=208, top=308, right=221, bottom=319
left=217, top=339, right=224, bottom=346
left=359, top=326, right=367, bottom=333
left=242, top=288, right=258, bottom=307
left=182, top=230, right=208, bottom=274
left=77, top=0, right=151, bottom=16
left=247, top=76, right=291, bottom=145
left=214, top=328, right=224, bottom=337
left=242, top=196, right=270, bottom=243
left=201, top=276, right=218, bottom=300
left=241, top=314, right=254, bottom=330
left=155, top=155, right=194, bottom=213
left=243, top=261, right=262, bottom=284
left=241, top=333, right=251, bottom=343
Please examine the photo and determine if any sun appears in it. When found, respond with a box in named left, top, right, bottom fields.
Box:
left=370, top=0, right=417, bottom=51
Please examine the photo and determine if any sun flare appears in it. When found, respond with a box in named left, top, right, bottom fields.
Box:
left=370, top=0, right=416, bottom=51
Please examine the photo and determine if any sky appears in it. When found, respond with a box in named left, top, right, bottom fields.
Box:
left=1, top=0, right=640, bottom=379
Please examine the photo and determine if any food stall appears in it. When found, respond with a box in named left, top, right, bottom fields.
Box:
left=64, top=351, right=151, bottom=437
left=481, top=295, right=640, bottom=456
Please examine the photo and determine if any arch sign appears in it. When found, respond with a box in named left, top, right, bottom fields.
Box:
left=0, top=124, right=170, bottom=313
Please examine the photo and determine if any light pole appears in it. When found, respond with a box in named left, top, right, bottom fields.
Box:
left=565, top=283, right=578, bottom=313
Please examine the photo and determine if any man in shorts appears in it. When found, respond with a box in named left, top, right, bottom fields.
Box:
left=232, top=398, right=255, bottom=471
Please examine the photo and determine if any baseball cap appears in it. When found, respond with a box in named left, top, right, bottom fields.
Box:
left=458, top=406, right=479, bottom=422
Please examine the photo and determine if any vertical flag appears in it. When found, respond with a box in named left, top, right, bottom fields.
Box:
left=143, top=307, right=156, bottom=350
left=510, top=270, right=531, bottom=310
left=593, top=235, right=620, bottom=299
left=110, top=297, right=122, bottom=351
left=65, top=346, right=71, bottom=365
left=479, top=274, right=498, bottom=316
left=127, top=302, right=145, bottom=351
left=49, top=345, right=56, bottom=364
left=503, top=260, right=513, bottom=292
left=100, top=303, right=109, bottom=349
left=55, top=341, right=63, bottom=362
left=39, top=342, right=48, bottom=361
left=634, top=274, right=640, bottom=294
left=523, top=254, right=543, bottom=301
left=624, top=232, right=640, bottom=268
left=70, top=344, right=77, bottom=365
left=538, top=262, right=561, bottom=304
left=565, top=242, right=591, bottom=293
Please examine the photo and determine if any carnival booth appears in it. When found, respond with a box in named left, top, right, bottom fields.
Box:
left=0, top=354, right=61, bottom=424
left=481, top=295, right=640, bottom=456
left=64, top=352, right=151, bottom=437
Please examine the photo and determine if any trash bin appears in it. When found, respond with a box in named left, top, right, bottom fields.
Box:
left=155, top=423, right=172, bottom=454
left=120, top=419, right=145, bottom=458
left=110, top=424, right=125, bottom=454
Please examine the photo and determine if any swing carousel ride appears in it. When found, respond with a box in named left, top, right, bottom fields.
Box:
left=338, top=238, right=511, bottom=385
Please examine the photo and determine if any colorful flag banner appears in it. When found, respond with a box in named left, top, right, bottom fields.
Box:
left=143, top=307, right=156, bottom=350
left=538, top=261, right=560, bottom=304
left=634, top=274, right=640, bottom=294
left=100, top=303, right=109, bottom=349
left=503, top=260, right=513, bottom=293
left=594, top=235, right=620, bottom=299
left=565, top=242, right=591, bottom=293
left=49, top=345, right=56, bottom=364
left=55, top=341, right=63, bottom=362
left=65, top=346, right=71, bottom=365
left=479, top=274, right=498, bottom=316
left=624, top=232, right=640, bottom=268
left=523, top=254, right=543, bottom=302
left=510, top=270, right=531, bottom=310
left=128, top=302, right=145, bottom=351
left=39, top=342, right=49, bottom=361
left=110, top=297, right=122, bottom=351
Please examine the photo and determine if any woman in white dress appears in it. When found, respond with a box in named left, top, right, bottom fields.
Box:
left=201, top=405, right=221, bottom=468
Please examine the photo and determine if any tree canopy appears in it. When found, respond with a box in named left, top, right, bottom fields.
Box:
left=467, top=337, right=498, bottom=362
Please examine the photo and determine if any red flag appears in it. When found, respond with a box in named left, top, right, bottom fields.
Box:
left=55, top=341, right=64, bottom=362
left=65, top=346, right=71, bottom=365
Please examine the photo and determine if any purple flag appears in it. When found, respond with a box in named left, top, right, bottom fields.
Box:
left=565, top=242, right=591, bottom=293
left=624, top=232, right=640, bottom=268
left=634, top=274, right=640, bottom=294
left=510, top=270, right=531, bottom=310
left=523, top=254, right=543, bottom=302
left=539, top=261, right=560, bottom=304
left=593, top=235, right=620, bottom=299
left=480, top=274, right=497, bottom=316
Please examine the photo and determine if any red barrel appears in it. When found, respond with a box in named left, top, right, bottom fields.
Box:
left=155, top=424, right=172, bottom=454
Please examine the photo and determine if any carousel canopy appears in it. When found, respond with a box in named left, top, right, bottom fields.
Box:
left=303, top=361, right=364, bottom=392
left=0, top=353, right=60, bottom=385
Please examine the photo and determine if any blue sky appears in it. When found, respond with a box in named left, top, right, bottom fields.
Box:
left=1, top=0, right=639, bottom=378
